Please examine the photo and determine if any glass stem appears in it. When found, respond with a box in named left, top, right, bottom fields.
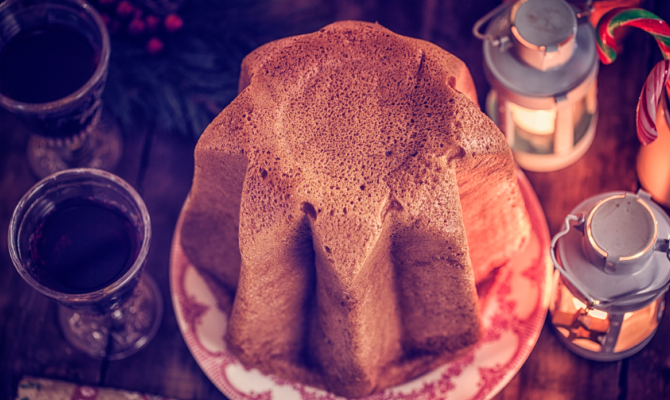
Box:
left=61, top=131, right=95, bottom=166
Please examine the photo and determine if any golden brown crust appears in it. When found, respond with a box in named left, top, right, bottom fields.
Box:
left=181, top=20, right=528, bottom=398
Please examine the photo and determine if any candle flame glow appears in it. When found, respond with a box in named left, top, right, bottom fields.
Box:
left=510, top=103, right=557, bottom=135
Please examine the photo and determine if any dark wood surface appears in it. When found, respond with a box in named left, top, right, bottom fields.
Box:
left=2, top=0, right=670, bottom=399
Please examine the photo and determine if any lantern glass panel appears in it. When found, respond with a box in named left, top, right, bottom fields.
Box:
left=510, top=103, right=556, bottom=154
left=572, top=79, right=598, bottom=146
left=615, top=299, right=663, bottom=352
left=549, top=270, right=663, bottom=355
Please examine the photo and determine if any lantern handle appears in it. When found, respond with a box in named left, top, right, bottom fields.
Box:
left=602, top=278, right=670, bottom=309
left=573, top=0, right=594, bottom=23
left=655, top=237, right=670, bottom=262
left=552, top=214, right=670, bottom=310
left=550, top=213, right=600, bottom=306
left=472, top=2, right=511, bottom=48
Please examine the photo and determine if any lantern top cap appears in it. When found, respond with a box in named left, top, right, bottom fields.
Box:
left=511, top=0, right=577, bottom=52
left=587, top=194, right=658, bottom=261
left=553, top=190, right=670, bottom=313
left=481, top=0, right=597, bottom=98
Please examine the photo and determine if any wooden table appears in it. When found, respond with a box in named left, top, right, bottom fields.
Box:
left=1, top=0, right=670, bottom=398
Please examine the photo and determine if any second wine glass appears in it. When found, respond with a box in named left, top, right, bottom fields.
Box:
left=0, top=0, right=122, bottom=178
left=8, top=168, right=162, bottom=360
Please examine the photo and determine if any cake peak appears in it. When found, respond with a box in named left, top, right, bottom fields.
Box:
left=200, top=21, right=504, bottom=238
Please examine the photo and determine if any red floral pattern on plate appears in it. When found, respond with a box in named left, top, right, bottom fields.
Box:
left=169, top=169, right=552, bottom=400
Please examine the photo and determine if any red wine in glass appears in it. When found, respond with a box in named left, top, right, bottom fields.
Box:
left=0, top=24, right=98, bottom=105
left=31, top=197, right=141, bottom=294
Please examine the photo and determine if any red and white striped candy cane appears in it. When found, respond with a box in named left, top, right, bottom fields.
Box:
left=596, top=7, right=670, bottom=145
left=637, top=60, right=670, bottom=145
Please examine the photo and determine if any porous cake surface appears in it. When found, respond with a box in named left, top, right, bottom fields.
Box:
left=181, top=20, right=530, bottom=398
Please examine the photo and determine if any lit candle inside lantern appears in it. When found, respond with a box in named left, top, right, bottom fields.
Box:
left=570, top=297, right=610, bottom=320
left=509, top=103, right=556, bottom=135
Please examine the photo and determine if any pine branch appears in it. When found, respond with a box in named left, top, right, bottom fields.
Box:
left=103, top=0, right=334, bottom=140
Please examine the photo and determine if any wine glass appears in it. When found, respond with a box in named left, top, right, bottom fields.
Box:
left=0, top=0, right=122, bottom=179
left=8, top=168, right=162, bottom=360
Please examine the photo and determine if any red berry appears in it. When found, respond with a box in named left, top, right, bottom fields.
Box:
left=164, top=13, right=183, bottom=33
left=146, top=37, right=164, bottom=54
left=128, top=18, right=146, bottom=35
left=145, top=15, right=160, bottom=32
left=116, top=1, right=134, bottom=18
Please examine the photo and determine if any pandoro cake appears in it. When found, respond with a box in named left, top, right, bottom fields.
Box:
left=181, top=21, right=530, bottom=398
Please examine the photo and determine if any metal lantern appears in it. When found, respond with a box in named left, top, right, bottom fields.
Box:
left=549, top=189, right=670, bottom=361
left=474, top=0, right=599, bottom=171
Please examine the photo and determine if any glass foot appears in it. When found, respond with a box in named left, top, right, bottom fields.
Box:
left=28, top=109, right=123, bottom=178
left=58, top=273, right=163, bottom=360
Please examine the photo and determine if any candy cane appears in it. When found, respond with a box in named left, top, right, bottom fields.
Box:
left=596, top=7, right=670, bottom=64
left=636, top=60, right=670, bottom=145
left=596, top=8, right=670, bottom=144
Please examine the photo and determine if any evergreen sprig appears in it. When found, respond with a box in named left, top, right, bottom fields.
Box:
left=103, top=0, right=334, bottom=140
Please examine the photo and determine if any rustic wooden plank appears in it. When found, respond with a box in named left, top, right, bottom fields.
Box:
left=111, top=122, right=151, bottom=190
left=99, top=131, right=228, bottom=399
left=497, top=323, right=623, bottom=400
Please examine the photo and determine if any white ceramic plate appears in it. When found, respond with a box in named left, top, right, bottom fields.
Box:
left=169, top=169, right=552, bottom=400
